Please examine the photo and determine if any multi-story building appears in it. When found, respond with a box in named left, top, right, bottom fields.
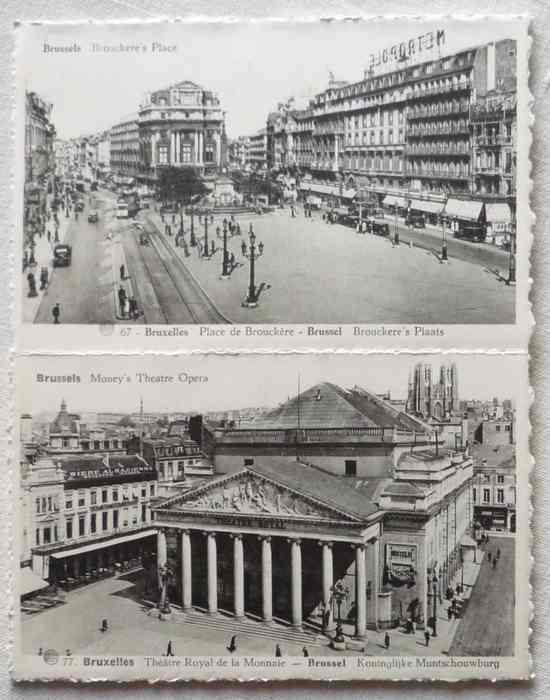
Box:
left=152, top=380, right=474, bottom=632
left=109, top=115, right=140, bottom=181
left=471, top=414, right=516, bottom=533
left=266, top=39, right=516, bottom=235
left=138, top=80, right=225, bottom=183
left=227, top=136, right=250, bottom=170
left=246, top=128, right=268, bottom=172
left=41, top=400, right=130, bottom=456
left=24, top=91, right=56, bottom=236
left=21, top=449, right=158, bottom=583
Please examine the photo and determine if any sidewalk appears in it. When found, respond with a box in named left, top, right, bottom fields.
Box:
left=22, top=200, right=73, bottom=323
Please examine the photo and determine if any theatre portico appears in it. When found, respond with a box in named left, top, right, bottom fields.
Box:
left=151, top=462, right=383, bottom=640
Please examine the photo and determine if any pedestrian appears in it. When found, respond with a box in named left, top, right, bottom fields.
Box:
left=38, top=648, right=43, bottom=656
left=216, top=226, right=221, bottom=239
left=120, top=264, right=125, bottom=281
left=230, top=252, right=235, bottom=268
left=100, top=618, right=108, bottom=632
left=447, top=607, right=453, bottom=621
left=424, top=630, right=430, bottom=647
left=275, top=644, right=282, bottom=657
left=118, top=287, right=126, bottom=317
left=384, top=632, right=390, bottom=649
left=226, top=635, right=237, bottom=653
left=40, top=267, right=49, bottom=290
left=487, top=552, right=492, bottom=563
left=241, top=241, right=247, bottom=256
left=123, top=297, right=130, bottom=319
left=52, top=302, right=60, bottom=324
left=129, top=296, right=138, bottom=320
left=497, top=548, right=501, bottom=560
left=47, top=229, right=51, bottom=242
left=166, top=640, right=174, bottom=657
left=302, top=646, right=309, bottom=657
left=492, top=557, right=497, bottom=569
left=455, top=584, right=460, bottom=597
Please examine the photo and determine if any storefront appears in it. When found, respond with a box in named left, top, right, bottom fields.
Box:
left=485, top=202, right=513, bottom=247
left=408, top=198, right=445, bottom=226
left=443, top=198, right=485, bottom=240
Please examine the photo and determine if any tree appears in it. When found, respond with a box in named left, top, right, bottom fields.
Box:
left=157, top=166, right=208, bottom=206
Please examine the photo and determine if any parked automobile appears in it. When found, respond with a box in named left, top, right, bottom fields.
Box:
left=87, top=210, right=99, bottom=223
left=406, top=211, right=426, bottom=228
left=371, top=219, right=390, bottom=236
left=53, top=243, right=72, bottom=267
left=454, top=222, right=486, bottom=242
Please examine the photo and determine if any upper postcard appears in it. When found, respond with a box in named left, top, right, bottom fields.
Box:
left=14, top=17, right=531, bottom=352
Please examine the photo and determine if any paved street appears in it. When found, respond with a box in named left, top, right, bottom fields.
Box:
left=145, top=206, right=515, bottom=325
left=33, top=195, right=116, bottom=324
left=22, top=562, right=488, bottom=659
left=449, top=537, right=515, bottom=656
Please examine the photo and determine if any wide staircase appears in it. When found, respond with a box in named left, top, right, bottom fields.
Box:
left=167, top=608, right=330, bottom=648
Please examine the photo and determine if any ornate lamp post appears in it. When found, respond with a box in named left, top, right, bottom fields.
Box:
left=441, top=215, right=448, bottom=262
left=242, top=223, right=264, bottom=308
left=203, top=210, right=210, bottom=258
left=460, top=551, right=465, bottom=591
left=158, top=563, right=174, bottom=616
left=221, top=218, right=230, bottom=278
left=189, top=205, right=196, bottom=247
left=507, top=222, right=516, bottom=284
left=431, top=573, right=438, bottom=637
left=330, top=580, right=349, bottom=650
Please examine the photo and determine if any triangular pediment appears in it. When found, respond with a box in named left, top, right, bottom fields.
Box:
left=161, top=470, right=359, bottom=523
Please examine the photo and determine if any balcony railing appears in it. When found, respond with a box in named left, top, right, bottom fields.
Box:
left=406, top=168, right=470, bottom=180
left=475, top=135, right=513, bottom=147
left=407, top=103, right=470, bottom=120
left=407, top=80, right=472, bottom=101
left=212, top=426, right=431, bottom=445
left=405, top=147, right=470, bottom=157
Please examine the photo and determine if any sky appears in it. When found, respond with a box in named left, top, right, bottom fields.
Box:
left=18, top=354, right=524, bottom=416
left=18, top=18, right=523, bottom=140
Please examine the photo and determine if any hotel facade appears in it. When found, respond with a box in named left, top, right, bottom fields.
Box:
left=266, top=38, right=517, bottom=235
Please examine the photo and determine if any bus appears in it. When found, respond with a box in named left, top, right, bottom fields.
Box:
left=116, top=201, right=129, bottom=219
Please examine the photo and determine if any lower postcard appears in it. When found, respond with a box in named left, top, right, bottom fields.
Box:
left=12, top=352, right=531, bottom=681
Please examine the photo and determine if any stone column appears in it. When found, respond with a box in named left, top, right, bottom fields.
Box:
left=233, top=534, right=245, bottom=619
left=368, top=537, right=380, bottom=630
left=355, top=545, right=367, bottom=640
left=290, top=538, right=303, bottom=629
left=321, top=541, right=335, bottom=631
left=171, top=131, right=177, bottom=164
left=181, top=530, right=192, bottom=611
left=157, top=528, right=167, bottom=588
left=206, top=532, right=218, bottom=614
left=261, top=536, right=273, bottom=623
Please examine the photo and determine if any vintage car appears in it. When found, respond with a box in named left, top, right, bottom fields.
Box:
left=405, top=211, right=426, bottom=228
left=370, top=219, right=391, bottom=236
left=52, top=243, right=72, bottom=267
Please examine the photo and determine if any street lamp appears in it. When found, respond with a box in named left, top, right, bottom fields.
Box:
left=431, top=573, right=438, bottom=637
left=460, top=551, right=464, bottom=591
left=203, top=211, right=210, bottom=258
left=242, top=223, right=265, bottom=308
left=158, top=563, right=174, bottom=615
left=189, top=205, right=196, bottom=247
left=507, top=223, right=516, bottom=285
left=220, top=218, right=230, bottom=278
left=441, top=215, right=448, bottom=262
left=330, top=580, right=349, bottom=648
left=393, top=210, right=399, bottom=246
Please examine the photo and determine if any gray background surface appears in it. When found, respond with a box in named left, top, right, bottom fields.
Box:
left=1, top=0, right=548, bottom=697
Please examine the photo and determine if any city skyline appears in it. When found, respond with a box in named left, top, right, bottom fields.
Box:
left=18, top=354, right=523, bottom=416
left=19, top=19, right=520, bottom=140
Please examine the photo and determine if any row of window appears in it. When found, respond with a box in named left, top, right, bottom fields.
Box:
left=35, top=505, right=149, bottom=546
left=473, top=487, right=507, bottom=504
left=64, top=483, right=155, bottom=511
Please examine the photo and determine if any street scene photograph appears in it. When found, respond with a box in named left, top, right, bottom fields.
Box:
left=18, top=19, right=525, bottom=326
left=15, top=352, right=527, bottom=680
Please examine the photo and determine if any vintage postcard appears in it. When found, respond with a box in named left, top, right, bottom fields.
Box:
left=14, top=17, right=531, bottom=352
left=12, top=352, right=530, bottom=681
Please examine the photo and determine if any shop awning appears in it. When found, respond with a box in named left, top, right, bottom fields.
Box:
left=460, top=534, right=477, bottom=548
left=444, top=198, right=483, bottom=221
left=383, top=195, right=407, bottom=208
left=49, top=529, right=157, bottom=560
left=485, top=202, right=512, bottom=223
left=409, top=199, right=444, bottom=215
left=342, top=188, right=357, bottom=199
left=20, top=567, right=49, bottom=597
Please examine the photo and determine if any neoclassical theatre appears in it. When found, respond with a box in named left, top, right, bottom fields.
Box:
left=152, top=461, right=382, bottom=638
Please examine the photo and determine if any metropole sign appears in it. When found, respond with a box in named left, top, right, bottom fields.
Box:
left=368, top=29, right=446, bottom=70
